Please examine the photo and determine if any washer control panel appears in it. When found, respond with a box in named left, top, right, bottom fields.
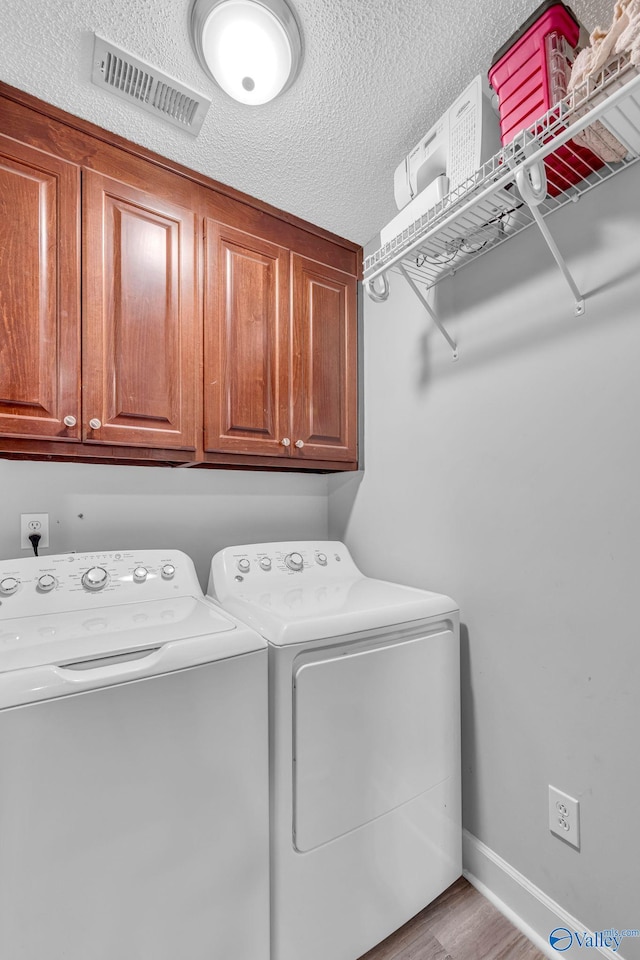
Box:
left=0, top=550, right=196, bottom=618
left=209, top=541, right=361, bottom=603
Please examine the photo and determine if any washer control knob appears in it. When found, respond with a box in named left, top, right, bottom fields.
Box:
left=81, top=566, right=108, bottom=591
left=285, top=552, right=304, bottom=572
left=37, top=574, right=57, bottom=593
left=259, top=557, right=272, bottom=571
left=0, top=577, right=20, bottom=596
left=316, top=552, right=328, bottom=566
left=133, top=566, right=148, bottom=583
left=237, top=558, right=251, bottom=573
left=161, top=564, right=176, bottom=580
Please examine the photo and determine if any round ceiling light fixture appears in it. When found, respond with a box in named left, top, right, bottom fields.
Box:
left=191, top=0, right=303, bottom=105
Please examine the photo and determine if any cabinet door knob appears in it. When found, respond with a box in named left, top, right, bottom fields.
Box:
left=294, top=440, right=305, bottom=448
left=89, top=418, right=102, bottom=430
left=281, top=437, right=291, bottom=447
left=63, top=415, right=77, bottom=427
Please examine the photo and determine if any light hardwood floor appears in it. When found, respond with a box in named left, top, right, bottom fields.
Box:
left=358, top=877, right=547, bottom=960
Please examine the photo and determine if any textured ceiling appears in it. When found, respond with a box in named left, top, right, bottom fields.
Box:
left=0, top=0, right=617, bottom=245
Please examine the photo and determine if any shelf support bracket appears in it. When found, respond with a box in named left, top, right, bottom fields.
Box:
left=399, top=265, right=458, bottom=360
left=529, top=203, right=585, bottom=317
left=512, top=149, right=585, bottom=317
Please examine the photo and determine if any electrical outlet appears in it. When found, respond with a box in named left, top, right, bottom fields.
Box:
left=549, top=785, right=580, bottom=849
left=20, top=513, right=49, bottom=550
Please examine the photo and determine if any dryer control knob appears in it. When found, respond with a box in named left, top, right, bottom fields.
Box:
left=285, top=552, right=304, bottom=571
left=0, top=576, right=20, bottom=596
left=82, top=566, right=108, bottom=591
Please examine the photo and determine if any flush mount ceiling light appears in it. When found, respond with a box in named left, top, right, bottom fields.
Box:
left=191, top=0, right=303, bottom=105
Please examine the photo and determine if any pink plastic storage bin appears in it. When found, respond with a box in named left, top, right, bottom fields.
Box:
left=489, top=0, right=604, bottom=195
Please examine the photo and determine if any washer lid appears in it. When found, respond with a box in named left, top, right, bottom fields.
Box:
left=218, top=577, right=458, bottom=646
left=0, top=597, right=264, bottom=673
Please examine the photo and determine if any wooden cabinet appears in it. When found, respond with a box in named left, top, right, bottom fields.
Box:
left=291, top=254, right=357, bottom=463
left=0, top=134, right=198, bottom=455
left=83, top=169, right=198, bottom=450
left=204, top=219, right=290, bottom=457
left=0, top=82, right=360, bottom=470
left=204, top=220, right=358, bottom=465
left=0, top=135, right=80, bottom=441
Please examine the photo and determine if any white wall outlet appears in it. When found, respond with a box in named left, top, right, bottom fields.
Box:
left=549, top=785, right=580, bottom=849
left=20, top=513, right=50, bottom=550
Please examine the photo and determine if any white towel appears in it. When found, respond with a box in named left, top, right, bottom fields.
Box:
left=615, top=0, right=640, bottom=63
left=569, top=0, right=640, bottom=89
left=567, top=0, right=640, bottom=162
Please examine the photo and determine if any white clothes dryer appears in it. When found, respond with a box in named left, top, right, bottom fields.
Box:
left=208, top=540, right=461, bottom=960
left=0, top=549, right=269, bottom=960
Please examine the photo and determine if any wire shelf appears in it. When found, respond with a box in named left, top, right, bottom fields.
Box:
left=364, top=54, right=640, bottom=294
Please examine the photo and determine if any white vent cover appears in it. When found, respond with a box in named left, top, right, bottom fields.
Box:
left=91, top=35, right=211, bottom=135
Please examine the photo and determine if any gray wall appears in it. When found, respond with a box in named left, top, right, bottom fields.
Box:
left=0, top=461, right=328, bottom=587
left=329, top=164, right=640, bottom=951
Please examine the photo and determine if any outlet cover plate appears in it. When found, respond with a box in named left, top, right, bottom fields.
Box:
left=549, top=785, right=580, bottom=849
left=20, top=513, right=49, bottom=549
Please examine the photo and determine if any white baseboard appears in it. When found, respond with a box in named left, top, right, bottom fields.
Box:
left=462, top=829, right=626, bottom=960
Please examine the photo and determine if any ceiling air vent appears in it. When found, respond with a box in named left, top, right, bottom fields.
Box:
left=91, top=35, right=211, bottom=135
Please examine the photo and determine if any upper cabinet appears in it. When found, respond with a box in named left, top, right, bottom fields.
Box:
left=0, top=82, right=361, bottom=471
left=0, top=135, right=81, bottom=441
left=204, top=219, right=290, bottom=458
left=203, top=222, right=357, bottom=465
left=291, top=254, right=357, bottom=463
left=83, top=167, right=198, bottom=451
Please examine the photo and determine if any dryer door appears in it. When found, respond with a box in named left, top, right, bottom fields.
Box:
left=292, top=624, right=458, bottom=852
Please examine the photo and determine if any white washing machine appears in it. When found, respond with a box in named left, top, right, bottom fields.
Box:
left=207, top=540, right=461, bottom=960
left=0, top=549, right=269, bottom=960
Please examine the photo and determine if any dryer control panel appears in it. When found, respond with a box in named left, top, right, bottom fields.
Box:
left=208, top=541, right=361, bottom=603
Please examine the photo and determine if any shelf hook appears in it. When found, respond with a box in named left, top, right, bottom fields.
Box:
left=399, top=265, right=458, bottom=361
left=364, top=273, right=390, bottom=303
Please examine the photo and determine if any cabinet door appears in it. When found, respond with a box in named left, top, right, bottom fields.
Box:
left=0, top=137, right=80, bottom=440
left=204, top=220, right=289, bottom=456
left=291, top=255, right=357, bottom=463
left=83, top=170, right=197, bottom=449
